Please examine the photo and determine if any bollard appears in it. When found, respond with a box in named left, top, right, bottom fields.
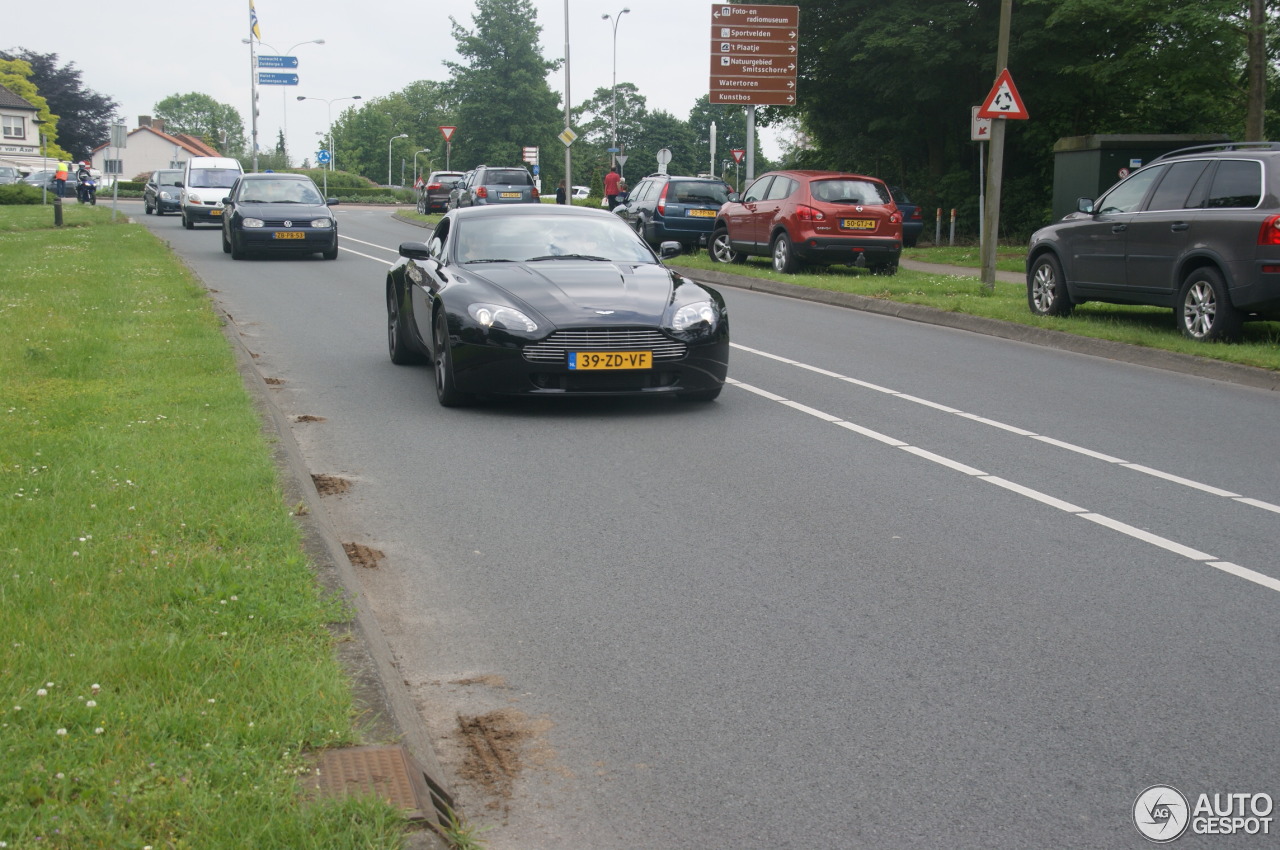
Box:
left=949, top=208, right=957, bottom=246
left=54, top=193, right=63, bottom=227
left=935, top=208, right=942, bottom=246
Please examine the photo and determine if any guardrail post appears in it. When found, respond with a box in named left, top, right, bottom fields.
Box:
left=949, top=208, right=957, bottom=246
left=54, top=194, right=63, bottom=227
left=935, top=208, right=942, bottom=246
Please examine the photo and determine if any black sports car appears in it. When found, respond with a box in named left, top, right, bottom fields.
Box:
left=385, top=205, right=730, bottom=405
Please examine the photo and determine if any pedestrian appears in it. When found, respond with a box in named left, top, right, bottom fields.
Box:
left=604, top=165, right=621, bottom=210
left=54, top=160, right=70, bottom=198
left=556, top=179, right=567, bottom=205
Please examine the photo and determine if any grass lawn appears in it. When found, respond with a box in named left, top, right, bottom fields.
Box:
left=669, top=249, right=1280, bottom=372
left=0, top=205, right=411, bottom=848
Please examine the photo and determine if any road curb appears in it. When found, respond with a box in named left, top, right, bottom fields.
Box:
left=674, top=264, right=1280, bottom=393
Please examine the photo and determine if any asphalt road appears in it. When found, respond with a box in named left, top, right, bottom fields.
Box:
left=130, top=201, right=1280, bottom=849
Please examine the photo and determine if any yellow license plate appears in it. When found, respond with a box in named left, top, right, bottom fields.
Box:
left=274, top=231, right=305, bottom=239
left=210, top=209, right=222, bottom=216
left=687, top=209, right=716, bottom=217
left=500, top=192, right=521, bottom=198
left=569, top=351, right=652, bottom=370
left=842, top=218, right=875, bottom=230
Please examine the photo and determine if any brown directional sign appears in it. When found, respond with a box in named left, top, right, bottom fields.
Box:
left=709, top=4, right=800, bottom=106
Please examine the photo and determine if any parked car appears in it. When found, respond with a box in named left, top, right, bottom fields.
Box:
left=571, top=185, right=591, bottom=201
left=220, top=173, right=338, bottom=260
left=20, top=169, right=60, bottom=194
left=384, top=204, right=729, bottom=405
left=711, top=170, right=903, bottom=274
left=450, top=165, right=540, bottom=208
left=614, top=174, right=733, bottom=251
left=890, top=186, right=923, bottom=247
left=1025, top=142, right=1280, bottom=341
left=0, top=166, right=20, bottom=185
left=143, top=169, right=184, bottom=216
left=417, top=170, right=465, bottom=213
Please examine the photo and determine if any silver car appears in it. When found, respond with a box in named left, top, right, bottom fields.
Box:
left=451, top=165, right=540, bottom=208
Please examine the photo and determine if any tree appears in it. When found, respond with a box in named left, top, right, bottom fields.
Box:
left=0, top=49, right=117, bottom=161
left=153, top=93, right=246, bottom=154
left=444, top=0, right=561, bottom=182
left=0, top=58, right=72, bottom=160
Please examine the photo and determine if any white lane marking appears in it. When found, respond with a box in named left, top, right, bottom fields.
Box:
left=338, top=245, right=395, bottom=265
left=339, top=234, right=403, bottom=254
left=729, top=341, right=1280, bottom=515
left=727, top=378, right=1280, bottom=595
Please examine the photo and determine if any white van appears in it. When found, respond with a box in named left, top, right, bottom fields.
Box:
left=179, top=156, right=243, bottom=229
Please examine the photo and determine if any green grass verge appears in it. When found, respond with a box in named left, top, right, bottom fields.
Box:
left=902, top=243, right=1027, bottom=275
left=669, top=250, right=1280, bottom=371
left=0, top=205, right=408, bottom=848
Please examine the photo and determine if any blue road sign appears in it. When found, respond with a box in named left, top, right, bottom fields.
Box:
left=317, top=150, right=331, bottom=164
left=257, top=72, right=299, bottom=86
left=257, top=54, right=299, bottom=69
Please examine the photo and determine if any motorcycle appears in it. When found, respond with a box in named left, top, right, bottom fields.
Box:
left=76, top=173, right=97, bottom=205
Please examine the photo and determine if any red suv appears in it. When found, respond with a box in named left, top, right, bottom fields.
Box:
left=710, top=170, right=903, bottom=274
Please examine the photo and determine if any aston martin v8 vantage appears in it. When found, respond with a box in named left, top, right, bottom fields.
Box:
left=385, top=205, right=729, bottom=406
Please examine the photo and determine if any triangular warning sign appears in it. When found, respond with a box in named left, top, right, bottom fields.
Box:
left=978, top=69, right=1028, bottom=120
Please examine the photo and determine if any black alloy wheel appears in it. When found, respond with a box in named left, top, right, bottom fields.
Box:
left=387, top=282, right=426, bottom=364
left=1027, top=253, right=1074, bottom=317
left=433, top=310, right=471, bottom=407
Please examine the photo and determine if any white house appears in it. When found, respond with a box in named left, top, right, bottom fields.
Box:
left=0, top=84, right=45, bottom=174
left=90, top=117, right=224, bottom=182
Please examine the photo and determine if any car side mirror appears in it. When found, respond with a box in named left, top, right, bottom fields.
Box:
left=727, top=192, right=740, bottom=203
left=221, top=196, right=231, bottom=204
left=1077, top=197, right=1095, bottom=214
left=399, top=241, right=433, bottom=260
left=659, top=241, right=682, bottom=259
left=326, top=198, right=339, bottom=205
left=174, top=180, right=184, bottom=188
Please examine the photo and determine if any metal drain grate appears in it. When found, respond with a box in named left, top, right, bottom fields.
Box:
left=305, top=745, right=453, bottom=825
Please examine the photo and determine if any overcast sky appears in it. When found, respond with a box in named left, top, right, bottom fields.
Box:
left=7, top=0, right=785, bottom=171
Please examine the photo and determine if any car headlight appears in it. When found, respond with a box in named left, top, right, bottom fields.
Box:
left=242, top=218, right=265, bottom=228
left=188, top=192, right=202, bottom=204
left=668, top=300, right=720, bottom=339
left=160, top=191, right=173, bottom=200
left=468, top=303, right=538, bottom=333
left=310, top=218, right=332, bottom=228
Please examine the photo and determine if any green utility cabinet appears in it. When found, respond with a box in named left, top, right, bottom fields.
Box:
left=1050, top=134, right=1230, bottom=221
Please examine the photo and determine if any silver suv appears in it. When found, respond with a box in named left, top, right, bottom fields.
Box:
left=450, top=165, right=539, bottom=208
left=1026, top=142, right=1280, bottom=341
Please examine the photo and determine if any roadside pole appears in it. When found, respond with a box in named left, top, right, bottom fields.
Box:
left=979, top=0, right=1015, bottom=291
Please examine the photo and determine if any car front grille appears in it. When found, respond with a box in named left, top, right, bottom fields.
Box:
left=522, top=328, right=687, bottom=363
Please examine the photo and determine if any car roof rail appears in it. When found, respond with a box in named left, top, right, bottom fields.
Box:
left=1152, top=141, right=1280, bottom=162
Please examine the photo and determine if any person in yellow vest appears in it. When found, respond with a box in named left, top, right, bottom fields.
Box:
left=54, top=160, right=70, bottom=198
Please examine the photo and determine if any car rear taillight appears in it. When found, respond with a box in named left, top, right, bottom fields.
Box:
left=427, top=183, right=442, bottom=191
left=890, top=211, right=903, bottom=224
left=476, top=186, right=488, bottom=199
left=657, top=183, right=669, bottom=215
left=1259, top=214, right=1280, bottom=245
left=910, top=207, right=922, bottom=221
left=531, top=187, right=540, bottom=200
left=795, top=204, right=825, bottom=222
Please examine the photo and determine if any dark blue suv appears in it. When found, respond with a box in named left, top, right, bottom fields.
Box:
left=614, top=174, right=733, bottom=251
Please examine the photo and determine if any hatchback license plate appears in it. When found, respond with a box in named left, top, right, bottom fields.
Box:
left=687, top=209, right=716, bottom=217
left=274, top=231, right=305, bottom=239
left=500, top=192, right=521, bottom=199
left=842, top=219, right=875, bottom=230
left=569, top=351, right=652, bottom=370
left=210, top=209, right=222, bottom=216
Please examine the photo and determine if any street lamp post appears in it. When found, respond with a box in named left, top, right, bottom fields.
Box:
left=413, top=149, right=431, bottom=184
left=601, top=7, right=630, bottom=172
left=388, top=133, right=408, bottom=187
left=296, top=95, right=361, bottom=172
left=244, top=37, right=324, bottom=166
left=33, top=117, right=47, bottom=204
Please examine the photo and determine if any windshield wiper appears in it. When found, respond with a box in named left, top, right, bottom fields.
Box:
left=526, top=254, right=611, bottom=262
left=464, top=258, right=518, bottom=264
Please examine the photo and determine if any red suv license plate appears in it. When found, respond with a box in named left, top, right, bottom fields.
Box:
left=841, top=218, right=875, bottom=230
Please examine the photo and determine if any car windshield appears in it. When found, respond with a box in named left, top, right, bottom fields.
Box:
left=669, top=181, right=731, bottom=205
left=430, top=174, right=463, bottom=184
left=157, top=171, right=182, bottom=185
left=238, top=180, right=324, bottom=204
left=454, top=214, right=655, bottom=264
left=190, top=168, right=241, bottom=189
left=810, top=179, right=892, bottom=205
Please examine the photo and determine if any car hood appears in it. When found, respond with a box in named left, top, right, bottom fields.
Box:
left=231, top=202, right=333, bottom=219
left=465, top=260, right=692, bottom=325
